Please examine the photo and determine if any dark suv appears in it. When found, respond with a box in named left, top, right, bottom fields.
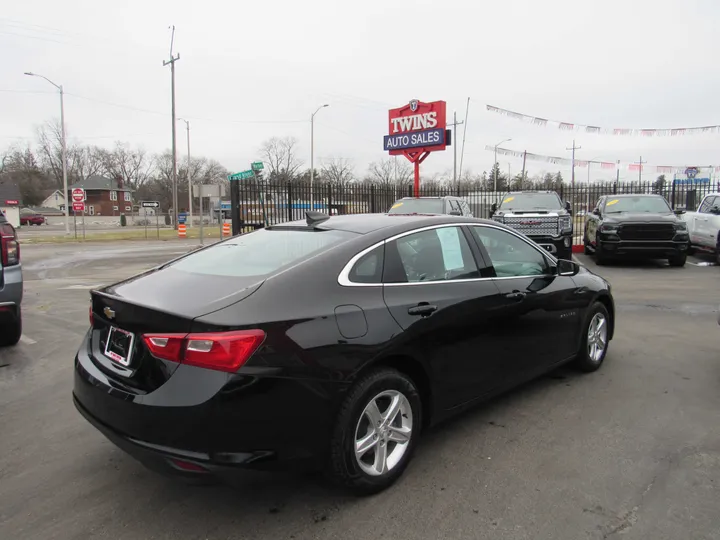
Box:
left=490, top=191, right=574, bottom=260
left=388, top=196, right=473, bottom=217
left=0, top=210, right=22, bottom=346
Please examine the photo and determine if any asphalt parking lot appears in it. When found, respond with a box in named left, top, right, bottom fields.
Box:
left=1, top=242, right=719, bottom=540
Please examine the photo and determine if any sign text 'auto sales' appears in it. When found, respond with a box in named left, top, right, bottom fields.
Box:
left=383, top=100, right=447, bottom=153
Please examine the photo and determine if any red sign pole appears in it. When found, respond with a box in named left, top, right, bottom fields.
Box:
left=413, top=162, right=420, bottom=196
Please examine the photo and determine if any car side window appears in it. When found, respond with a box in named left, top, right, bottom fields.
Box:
left=348, top=245, right=384, bottom=284
left=470, top=226, right=550, bottom=278
left=383, top=227, right=479, bottom=283
left=699, top=196, right=716, bottom=213
left=448, top=199, right=461, bottom=214
left=460, top=200, right=472, bottom=216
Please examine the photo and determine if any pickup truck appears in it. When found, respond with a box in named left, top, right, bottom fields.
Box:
left=681, top=193, right=720, bottom=263
left=0, top=210, right=22, bottom=346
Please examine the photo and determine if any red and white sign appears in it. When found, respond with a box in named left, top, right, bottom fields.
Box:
left=72, top=201, right=85, bottom=212
left=71, top=188, right=86, bottom=202
left=384, top=99, right=448, bottom=196
left=4, top=199, right=19, bottom=206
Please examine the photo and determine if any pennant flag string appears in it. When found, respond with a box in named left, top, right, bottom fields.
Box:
left=484, top=145, right=720, bottom=174
left=486, top=105, right=720, bottom=136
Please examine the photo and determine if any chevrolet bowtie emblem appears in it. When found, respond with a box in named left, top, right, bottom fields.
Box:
left=103, top=307, right=116, bottom=319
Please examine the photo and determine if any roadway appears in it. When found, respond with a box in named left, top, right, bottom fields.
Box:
left=1, top=243, right=719, bottom=540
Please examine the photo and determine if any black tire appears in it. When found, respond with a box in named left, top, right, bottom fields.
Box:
left=573, top=301, right=611, bottom=372
left=686, top=244, right=696, bottom=256
left=595, top=242, right=609, bottom=266
left=668, top=253, right=687, bottom=267
left=329, top=368, right=422, bottom=495
left=557, top=247, right=573, bottom=261
left=0, top=307, right=22, bottom=347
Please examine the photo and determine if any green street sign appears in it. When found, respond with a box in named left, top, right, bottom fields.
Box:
left=251, top=161, right=264, bottom=171
left=228, top=170, right=254, bottom=181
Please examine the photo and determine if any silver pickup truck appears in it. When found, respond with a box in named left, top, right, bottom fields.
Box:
left=681, top=193, right=720, bottom=264
left=0, top=210, right=22, bottom=346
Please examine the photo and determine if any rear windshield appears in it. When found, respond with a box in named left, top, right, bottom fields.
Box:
left=169, top=228, right=355, bottom=277
left=499, top=193, right=563, bottom=211
left=388, top=199, right=444, bottom=214
left=604, top=196, right=672, bottom=213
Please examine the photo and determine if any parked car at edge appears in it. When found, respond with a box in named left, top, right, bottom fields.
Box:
left=19, top=210, right=46, bottom=226
left=489, top=191, right=574, bottom=261
left=388, top=196, right=473, bottom=217
left=0, top=210, right=22, bottom=346
left=583, top=194, right=689, bottom=266
left=680, top=193, right=720, bottom=264
left=74, top=212, right=615, bottom=494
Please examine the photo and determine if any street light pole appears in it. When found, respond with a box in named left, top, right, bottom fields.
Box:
left=310, top=104, right=329, bottom=211
left=24, top=72, right=69, bottom=235
left=179, top=118, right=192, bottom=226
left=493, top=138, right=512, bottom=192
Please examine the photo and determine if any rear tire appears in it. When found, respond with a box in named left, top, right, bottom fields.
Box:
left=329, top=368, right=421, bottom=495
left=0, top=307, right=22, bottom=347
left=668, top=253, right=687, bottom=267
left=687, top=244, right=696, bottom=255
left=574, top=302, right=611, bottom=372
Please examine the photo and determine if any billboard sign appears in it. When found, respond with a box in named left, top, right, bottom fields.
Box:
left=384, top=100, right=447, bottom=154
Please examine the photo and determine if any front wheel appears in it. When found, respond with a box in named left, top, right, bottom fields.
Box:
left=329, top=368, right=421, bottom=495
left=595, top=242, right=609, bottom=266
left=574, top=302, right=611, bottom=372
left=668, top=253, right=687, bottom=267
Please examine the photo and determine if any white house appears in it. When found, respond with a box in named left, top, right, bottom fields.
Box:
left=40, top=189, right=66, bottom=211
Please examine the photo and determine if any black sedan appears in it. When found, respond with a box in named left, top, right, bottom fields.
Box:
left=74, top=212, right=615, bottom=494
left=583, top=194, right=689, bottom=266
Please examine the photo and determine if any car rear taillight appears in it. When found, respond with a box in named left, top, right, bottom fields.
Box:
left=89, top=306, right=94, bottom=327
left=0, top=225, right=19, bottom=266
left=141, top=330, right=265, bottom=373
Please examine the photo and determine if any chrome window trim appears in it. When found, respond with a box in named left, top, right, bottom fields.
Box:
left=337, top=222, right=559, bottom=287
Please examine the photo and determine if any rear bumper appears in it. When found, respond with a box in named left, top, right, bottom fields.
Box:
left=73, top=333, right=346, bottom=473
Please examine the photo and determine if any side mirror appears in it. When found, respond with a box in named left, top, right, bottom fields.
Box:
left=711, top=206, right=720, bottom=215
left=565, top=201, right=572, bottom=212
left=491, top=203, right=498, bottom=212
left=592, top=208, right=601, bottom=216
left=556, top=259, right=579, bottom=276
left=674, top=209, right=686, bottom=216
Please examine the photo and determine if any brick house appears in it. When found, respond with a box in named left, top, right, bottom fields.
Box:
left=67, top=175, right=133, bottom=216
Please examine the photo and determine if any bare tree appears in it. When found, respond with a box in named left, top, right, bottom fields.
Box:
left=260, top=137, right=303, bottom=184
left=100, top=142, right=154, bottom=190
left=366, top=158, right=412, bottom=186
left=36, top=120, right=104, bottom=186
left=320, top=157, right=355, bottom=184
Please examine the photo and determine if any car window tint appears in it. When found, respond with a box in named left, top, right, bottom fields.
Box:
left=699, top=196, right=716, bottom=213
left=471, top=226, right=550, bottom=278
left=170, top=228, right=355, bottom=277
left=448, top=200, right=461, bottom=214
left=348, top=245, right=384, bottom=284
left=384, top=227, right=479, bottom=283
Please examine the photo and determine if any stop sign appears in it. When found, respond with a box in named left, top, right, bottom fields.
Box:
left=71, top=188, right=85, bottom=202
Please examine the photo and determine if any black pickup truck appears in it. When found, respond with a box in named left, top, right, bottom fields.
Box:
left=583, top=194, right=689, bottom=266
left=490, top=191, right=574, bottom=261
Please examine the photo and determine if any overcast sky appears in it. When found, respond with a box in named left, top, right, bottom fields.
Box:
left=2, top=0, right=719, bottom=183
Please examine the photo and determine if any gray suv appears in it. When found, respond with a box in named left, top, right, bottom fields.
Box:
left=0, top=210, right=22, bottom=346
left=388, top=196, right=473, bottom=217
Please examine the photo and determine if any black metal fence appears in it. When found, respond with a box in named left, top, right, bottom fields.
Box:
left=236, top=180, right=720, bottom=228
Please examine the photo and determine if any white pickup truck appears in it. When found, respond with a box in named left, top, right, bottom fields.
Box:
left=681, top=193, right=720, bottom=262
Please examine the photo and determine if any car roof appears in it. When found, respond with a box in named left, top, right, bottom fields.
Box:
left=274, top=213, right=489, bottom=235
left=506, top=191, right=556, bottom=195
left=601, top=193, right=664, bottom=198
left=397, top=196, right=461, bottom=200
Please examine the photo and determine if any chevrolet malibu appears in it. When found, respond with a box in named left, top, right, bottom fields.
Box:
left=74, top=213, right=615, bottom=494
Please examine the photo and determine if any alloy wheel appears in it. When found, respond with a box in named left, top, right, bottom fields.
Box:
left=354, top=390, right=413, bottom=477
left=587, top=312, right=608, bottom=363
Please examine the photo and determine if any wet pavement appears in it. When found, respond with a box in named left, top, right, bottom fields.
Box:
left=1, top=243, right=719, bottom=540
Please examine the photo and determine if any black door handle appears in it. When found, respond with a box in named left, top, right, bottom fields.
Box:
left=505, top=291, right=526, bottom=301
left=408, top=304, right=438, bottom=317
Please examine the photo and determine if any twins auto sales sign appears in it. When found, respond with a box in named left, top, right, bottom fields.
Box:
left=384, top=99, right=447, bottom=155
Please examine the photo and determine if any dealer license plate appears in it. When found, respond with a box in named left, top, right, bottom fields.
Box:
left=104, top=327, right=135, bottom=366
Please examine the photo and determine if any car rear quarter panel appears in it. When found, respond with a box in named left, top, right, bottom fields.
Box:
left=0, top=263, right=23, bottom=306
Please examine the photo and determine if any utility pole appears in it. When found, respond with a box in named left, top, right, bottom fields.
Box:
left=493, top=138, right=512, bottom=193
left=179, top=118, right=192, bottom=226
left=634, top=155, right=647, bottom=182
left=521, top=150, right=527, bottom=187
left=310, top=104, right=329, bottom=210
left=163, top=26, right=180, bottom=229
left=566, top=140, right=582, bottom=190
left=448, top=111, right=464, bottom=185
